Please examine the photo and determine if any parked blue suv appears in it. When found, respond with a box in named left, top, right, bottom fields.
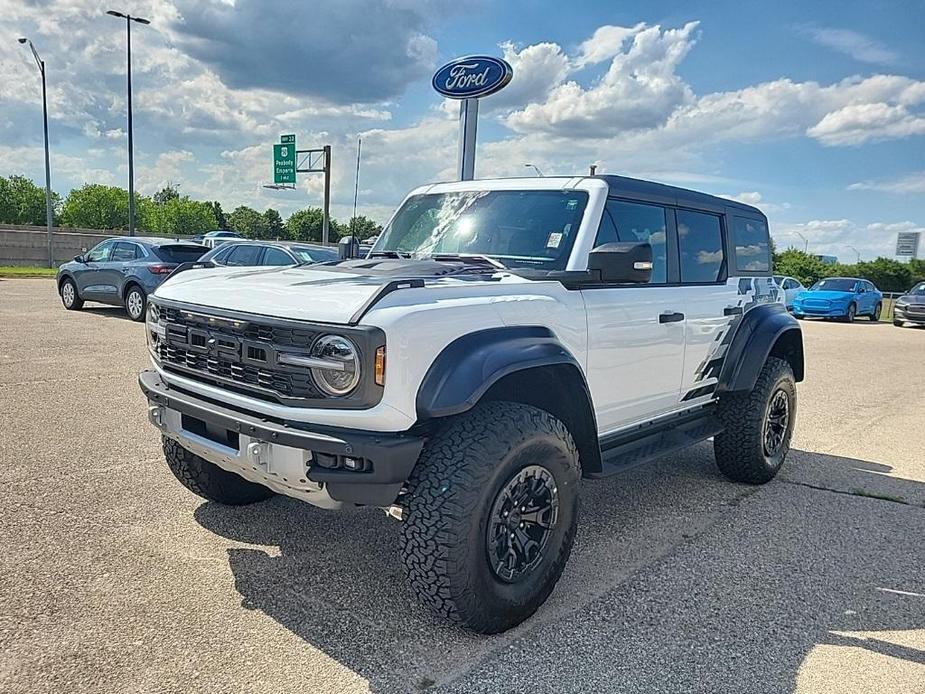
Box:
left=57, top=237, right=207, bottom=321
left=792, top=277, right=883, bottom=322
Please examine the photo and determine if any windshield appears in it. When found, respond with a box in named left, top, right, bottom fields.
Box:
left=292, top=245, right=338, bottom=263
left=372, top=190, right=589, bottom=270
left=810, top=278, right=857, bottom=292
left=907, top=282, right=925, bottom=295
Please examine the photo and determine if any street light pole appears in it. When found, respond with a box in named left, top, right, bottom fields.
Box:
left=18, top=38, right=54, bottom=268
left=847, top=245, right=861, bottom=263
left=793, top=231, right=808, bottom=254
left=106, top=10, right=150, bottom=237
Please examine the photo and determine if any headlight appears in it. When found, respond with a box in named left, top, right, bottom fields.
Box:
left=145, top=303, right=165, bottom=351
left=310, top=335, right=361, bottom=396
left=895, top=301, right=908, bottom=309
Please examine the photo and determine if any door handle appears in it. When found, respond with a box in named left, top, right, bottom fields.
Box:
left=724, top=306, right=743, bottom=316
left=659, top=311, right=685, bottom=323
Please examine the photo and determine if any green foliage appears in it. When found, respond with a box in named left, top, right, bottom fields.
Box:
left=228, top=205, right=267, bottom=238
left=153, top=184, right=180, bottom=206
left=0, top=175, right=58, bottom=225
left=286, top=207, right=325, bottom=242
left=60, top=184, right=138, bottom=229
left=773, top=248, right=925, bottom=293
left=146, top=197, right=218, bottom=236
left=346, top=215, right=383, bottom=241
left=263, top=208, right=286, bottom=239
left=206, top=201, right=227, bottom=229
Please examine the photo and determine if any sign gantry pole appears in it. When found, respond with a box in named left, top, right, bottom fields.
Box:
left=270, top=135, right=333, bottom=245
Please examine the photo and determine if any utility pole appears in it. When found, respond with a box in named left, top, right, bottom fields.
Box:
left=106, top=10, right=150, bottom=236
left=322, top=145, right=331, bottom=246
left=18, top=38, right=54, bottom=267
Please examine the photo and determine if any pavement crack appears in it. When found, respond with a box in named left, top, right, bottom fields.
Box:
left=781, top=479, right=925, bottom=509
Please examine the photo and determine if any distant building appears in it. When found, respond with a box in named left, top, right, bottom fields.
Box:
left=813, top=254, right=839, bottom=265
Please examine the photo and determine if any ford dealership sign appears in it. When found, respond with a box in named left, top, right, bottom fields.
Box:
left=432, top=56, right=513, bottom=99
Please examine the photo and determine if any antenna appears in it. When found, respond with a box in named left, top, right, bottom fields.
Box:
left=352, top=137, right=362, bottom=248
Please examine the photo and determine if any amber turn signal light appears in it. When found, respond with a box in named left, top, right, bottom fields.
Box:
left=375, top=346, right=386, bottom=386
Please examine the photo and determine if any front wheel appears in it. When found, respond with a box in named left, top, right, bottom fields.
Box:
left=843, top=303, right=856, bottom=322
left=60, top=278, right=84, bottom=311
left=869, top=303, right=882, bottom=321
left=124, top=285, right=147, bottom=322
left=399, top=402, right=580, bottom=633
left=714, top=357, right=796, bottom=484
left=893, top=319, right=904, bottom=327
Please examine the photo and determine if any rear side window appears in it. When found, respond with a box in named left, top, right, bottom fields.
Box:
left=732, top=217, right=771, bottom=273
left=225, top=245, right=263, bottom=266
left=595, top=200, right=668, bottom=284
left=209, top=245, right=234, bottom=264
left=292, top=245, right=338, bottom=263
left=154, top=244, right=208, bottom=263
left=262, top=247, right=294, bottom=266
left=111, top=242, right=139, bottom=261
left=677, top=210, right=724, bottom=283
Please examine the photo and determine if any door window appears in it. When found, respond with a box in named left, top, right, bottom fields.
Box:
left=85, top=240, right=115, bottom=262
left=111, top=242, right=139, bottom=262
left=225, top=245, right=263, bottom=266
left=595, top=200, right=668, bottom=283
left=677, top=210, right=724, bottom=283
left=262, top=247, right=295, bottom=266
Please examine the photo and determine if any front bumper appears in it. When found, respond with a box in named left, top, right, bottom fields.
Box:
left=894, top=307, right=925, bottom=324
left=792, top=304, right=848, bottom=317
left=140, top=370, right=425, bottom=508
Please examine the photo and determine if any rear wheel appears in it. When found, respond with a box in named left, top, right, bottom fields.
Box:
left=400, top=402, right=579, bottom=633
left=124, top=285, right=146, bottom=322
left=869, top=303, right=882, bottom=321
left=714, top=357, right=796, bottom=484
left=60, top=278, right=84, bottom=310
left=162, top=437, right=274, bottom=505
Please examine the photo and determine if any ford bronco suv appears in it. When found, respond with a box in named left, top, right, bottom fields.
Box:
left=139, top=175, right=802, bottom=633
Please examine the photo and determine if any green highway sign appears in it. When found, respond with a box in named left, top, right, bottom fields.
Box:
left=273, top=143, right=296, bottom=184
left=280, top=133, right=296, bottom=144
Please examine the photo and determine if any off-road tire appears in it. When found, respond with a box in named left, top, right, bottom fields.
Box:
left=399, top=402, right=580, bottom=634
left=162, top=437, right=274, bottom=505
left=713, top=357, right=796, bottom=484
left=125, top=284, right=147, bottom=322
left=869, top=303, right=882, bottom=321
left=60, top=277, right=84, bottom=310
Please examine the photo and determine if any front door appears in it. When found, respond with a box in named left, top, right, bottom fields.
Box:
left=75, top=240, right=116, bottom=299
left=582, top=198, right=685, bottom=433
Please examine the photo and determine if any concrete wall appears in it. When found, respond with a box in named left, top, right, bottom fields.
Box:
left=0, top=225, right=191, bottom=266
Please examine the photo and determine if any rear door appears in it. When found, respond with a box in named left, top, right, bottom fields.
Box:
left=223, top=244, right=264, bottom=267
left=582, top=198, right=687, bottom=432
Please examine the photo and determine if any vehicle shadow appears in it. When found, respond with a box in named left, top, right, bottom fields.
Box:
left=81, top=305, right=135, bottom=322
left=193, top=448, right=925, bottom=693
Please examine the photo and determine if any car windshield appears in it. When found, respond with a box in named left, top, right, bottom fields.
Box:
left=907, top=282, right=925, bottom=295
left=291, top=245, right=338, bottom=263
left=372, top=190, right=590, bottom=270
left=810, top=278, right=857, bottom=292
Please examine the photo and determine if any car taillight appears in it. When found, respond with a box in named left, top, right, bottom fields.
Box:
left=149, top=264, right=176, bottom=275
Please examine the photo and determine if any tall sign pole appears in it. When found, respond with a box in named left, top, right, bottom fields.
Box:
left=268, top=136, right=333, bottom=244
left=433, top=56, right=513, bottom=182
left=322, top=145, right=331, bottom=246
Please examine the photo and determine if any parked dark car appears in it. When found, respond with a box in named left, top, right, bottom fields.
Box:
left=56, top=237, right=208, bottom=321
left=893, top=281, right=925, bottom=327
left=199, top=240, right=338, bottom=266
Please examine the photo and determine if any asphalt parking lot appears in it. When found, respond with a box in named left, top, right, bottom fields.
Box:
left=2, top=278, right=924, bottom=694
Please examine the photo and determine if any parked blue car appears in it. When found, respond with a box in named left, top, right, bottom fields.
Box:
left=56, top=237, right=208, bottom=321
left=792, top=277, right=883, bottom=322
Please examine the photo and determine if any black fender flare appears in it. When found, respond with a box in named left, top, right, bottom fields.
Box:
left=416, top=326, right=588, bottom=420
left=717, top=303, right=804, bottom=393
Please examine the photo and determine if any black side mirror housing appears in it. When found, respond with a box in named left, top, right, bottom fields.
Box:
left=74, top=255, right=85, bottom=263
left=338, top=236, right=360, bottom=260
left=588, top=242, right=653, bottom=283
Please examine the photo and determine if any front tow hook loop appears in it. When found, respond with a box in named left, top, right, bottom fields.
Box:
left=148, top=405, right=164, bottom=428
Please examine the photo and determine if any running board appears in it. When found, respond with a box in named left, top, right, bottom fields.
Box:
left=589, top=411, right=723, bottom=478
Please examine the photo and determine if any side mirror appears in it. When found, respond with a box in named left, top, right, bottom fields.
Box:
left=74, top=255, right=85, bottom=263
left=588, top=242, right=652, bottom=283
left=338, top=236, right=360, bottom=260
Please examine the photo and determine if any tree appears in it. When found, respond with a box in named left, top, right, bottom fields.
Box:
left=60, top=184, right=137, bottom=229
left=147, top=197, right=218, bottom=236
left=228, top=205, right=267, bottom=238
left=263, top=208, right=286, bottom=239
left=286, top=207, right=325, bottom=242
left=345, top=215, right=382, bottom=241
left=773, top=249, right=830, bottom=287
left=853, top=257, right=912, bottom=293
left=153, top=184, right=180, bottom=206
left=0, top=175, right=58, bottom=225
left=206, top=201, right=227, bottom=229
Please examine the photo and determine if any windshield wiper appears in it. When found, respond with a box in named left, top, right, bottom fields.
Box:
left=368, top=250, right=411, bottom=259
left=430, top=253, right=508, bottom=270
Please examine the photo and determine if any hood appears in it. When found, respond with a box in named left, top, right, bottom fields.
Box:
left=898, top=293, right=925, bottom=305
left=153, top=259, right=512, bottom=324
left=796, top=290, right=854, bottom=302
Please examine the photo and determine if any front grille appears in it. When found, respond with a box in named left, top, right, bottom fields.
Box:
left=153, top=305, right=325, bottom=402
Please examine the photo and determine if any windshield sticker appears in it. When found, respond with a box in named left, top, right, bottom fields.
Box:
left=566, top=199, right=578, bottom=210
left=546, top=232, right=563, bottom=249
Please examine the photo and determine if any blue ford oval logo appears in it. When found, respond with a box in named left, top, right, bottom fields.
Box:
left=432, top=55, right=513, bottom=99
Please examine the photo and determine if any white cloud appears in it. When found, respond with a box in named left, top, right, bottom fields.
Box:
left=800, top=26, right=897, bottom=65
left=773, top=219, right=924, bottom=260
left=574, top=23, right=647, bottom=68
left=807, top=103, right=925, bottom=146
left=848, top=172, right=925, bottom=194
left=481, top=41, right=570, bottom=110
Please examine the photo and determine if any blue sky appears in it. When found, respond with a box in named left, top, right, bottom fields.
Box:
left=2, top=0, right=924, bottom=260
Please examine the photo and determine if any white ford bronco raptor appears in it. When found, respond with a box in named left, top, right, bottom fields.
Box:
left=140, top=175, right=802, bottom=633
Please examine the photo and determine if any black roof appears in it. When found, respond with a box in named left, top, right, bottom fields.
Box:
left=593, top=174, right=765, bottom=217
